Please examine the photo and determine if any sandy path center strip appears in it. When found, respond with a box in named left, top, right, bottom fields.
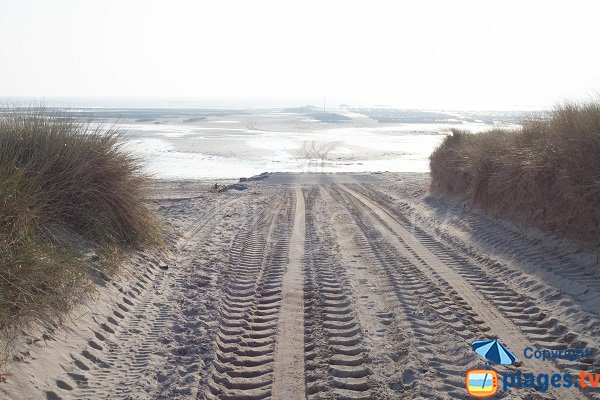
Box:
left=272, top=187, right=306, bottom=399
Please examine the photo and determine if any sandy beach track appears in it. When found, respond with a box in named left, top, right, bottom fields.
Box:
left=3, top=173, right=599, bottom=400
left=332, top=184, right=582, bottom=399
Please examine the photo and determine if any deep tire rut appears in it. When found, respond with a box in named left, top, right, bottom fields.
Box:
left=303, top=187, right=371, bottom=400
left=337, top=184, right=591, bottom=400
left=328, top=185, right=488, bottom=399
left=353, top=184, right=600, bottom=399
left=204, top=190, right=294, bottom=400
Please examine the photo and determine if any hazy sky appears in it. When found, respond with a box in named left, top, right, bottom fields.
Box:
left=1, top=0, right=599, bottom=109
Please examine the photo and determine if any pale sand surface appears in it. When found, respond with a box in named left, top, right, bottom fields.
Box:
left=2, top=172, right=599, bottom=399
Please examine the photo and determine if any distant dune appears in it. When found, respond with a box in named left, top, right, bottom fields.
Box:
left=308, top=112, right=352, bottom=123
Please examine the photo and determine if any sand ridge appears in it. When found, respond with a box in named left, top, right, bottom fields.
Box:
left=272, top=187, right=306, bottom=399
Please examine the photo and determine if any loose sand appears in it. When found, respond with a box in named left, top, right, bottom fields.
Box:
left=2, top=172, right=599, bottom=399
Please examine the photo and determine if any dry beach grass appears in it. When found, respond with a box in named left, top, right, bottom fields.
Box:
left=0, top=109, right=159, bottom=334
left=430, top=101, right=600, bottom=245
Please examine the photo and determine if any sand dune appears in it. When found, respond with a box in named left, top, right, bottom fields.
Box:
left=2, top=173, right=599, bottom=399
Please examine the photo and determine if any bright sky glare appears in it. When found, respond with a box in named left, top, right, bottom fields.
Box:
left=1, top=0, right=599, bottom=109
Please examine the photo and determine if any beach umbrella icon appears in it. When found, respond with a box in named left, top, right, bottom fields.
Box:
left=472, top=339, right=516, bottom=365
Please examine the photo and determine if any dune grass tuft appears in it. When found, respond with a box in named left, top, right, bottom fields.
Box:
left=0, top=109, right=159, bottom=331
left=430, top=101, right=600, bottom=245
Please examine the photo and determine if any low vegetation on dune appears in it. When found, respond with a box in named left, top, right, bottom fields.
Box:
left=0, top=109, right=159, bottom=333
left=430, top=101, right=600, bottom=245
